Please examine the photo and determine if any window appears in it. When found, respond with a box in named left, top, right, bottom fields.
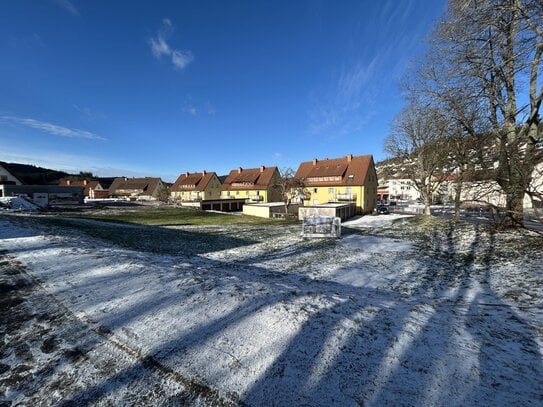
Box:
left=236, top=191, right=239, bottom=195
left=328, top=187, right=334, bottom=194
left=348, top=175, right=354, bottom=179
left=313, top=188, right=317, bottom=193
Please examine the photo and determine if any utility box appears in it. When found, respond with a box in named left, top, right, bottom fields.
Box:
left=301, top=215, right=341, bottom=238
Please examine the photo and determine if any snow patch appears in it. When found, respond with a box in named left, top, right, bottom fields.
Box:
left=0, top=197, right=39, bottom=211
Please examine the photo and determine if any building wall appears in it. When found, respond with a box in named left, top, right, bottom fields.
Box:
left=0, top=165, right=23, bottom=185
left=221, top=189, right=269, bottom=202
left=459, top=180, right=538, bottom=209
left=383, top=179, right=421, bottom=202
left=242, top=204, right=272, bottom=218
left=221, top=168, right=282, bottom=203
left=243, top=203, right=299, bottom=218
left=171, top=175, right=222, bottom=201
left=267, top=170, right=283, bottom=202
left=303, top=185, right=373, bottom=214
left=205, top=176, right=222, bottom=200
left=171, top=190, right=202, bottom=201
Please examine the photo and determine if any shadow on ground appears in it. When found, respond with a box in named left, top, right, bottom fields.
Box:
left=1, top=216, right=542, bottom=406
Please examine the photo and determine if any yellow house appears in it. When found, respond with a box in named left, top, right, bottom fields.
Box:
left=171, top=171, right=222, bottom=201
left=221, top=166, right=282, bottom=203
left=295, top=154, right=378, bottom=214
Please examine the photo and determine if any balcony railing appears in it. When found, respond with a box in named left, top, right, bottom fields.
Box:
left=335, top=193, right=357, bottom=201
left=248, top=195, right=263, bottom=201
left=220, top=195, right=234, bottom=199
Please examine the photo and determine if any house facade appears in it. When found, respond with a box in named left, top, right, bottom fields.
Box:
left=170, top=171, right=222, bottom=202
left=59, top=179, right=107, bottom=199
left=108, top=177, right=166, bottom=200
left=386, top=179, right=421, bottom=202
left=221, top=166, right=282, bottom=203
left=295, top=154, right=378, bottom=214
left=0, top=164, right=23, bottom=186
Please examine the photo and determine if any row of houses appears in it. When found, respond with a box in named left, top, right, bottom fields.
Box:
left=0, top=154, right=379, bottom=216
left=376, top=163, right=543, bottom=209
left=169, top=154, right=378, bottom=216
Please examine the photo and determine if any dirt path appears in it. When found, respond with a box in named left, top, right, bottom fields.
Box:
left=0, top=250, right=237, bottom=406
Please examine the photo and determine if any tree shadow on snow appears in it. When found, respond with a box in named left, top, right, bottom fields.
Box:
left=3, top=217, right=543, bottom=406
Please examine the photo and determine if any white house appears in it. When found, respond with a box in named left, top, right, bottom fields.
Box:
left=0, top=164, right=23, bottom=186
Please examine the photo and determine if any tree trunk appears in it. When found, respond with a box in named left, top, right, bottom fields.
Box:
left=453, top=182, right=462, bottom=221
left=424, top=194, right=432, bottom=216
left=505, top=188, right=525, bottom=227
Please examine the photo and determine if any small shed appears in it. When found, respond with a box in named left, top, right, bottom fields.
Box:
left=243, top=202, right=299, bottom=218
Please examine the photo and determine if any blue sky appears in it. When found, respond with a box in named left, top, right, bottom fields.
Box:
left=1, top=0, right=446, bottom=182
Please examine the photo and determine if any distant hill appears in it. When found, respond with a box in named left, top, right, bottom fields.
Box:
left=0, top=161, right=72, bottom=185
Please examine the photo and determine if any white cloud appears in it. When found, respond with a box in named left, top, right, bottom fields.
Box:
left=182, top=99, right=217, bottom=116
left=54, top=0, right=80, bottom=16
left=150, top=36, right=171, bottom=58
left=0, top=116, right=105, bottom=140
left=149, top=19, right=194, bottom=71
left=171, top=50, right=194, bottom=70
left=182, top=106, right=198, bottom=116
left=205, top=101, right=217, bottom=115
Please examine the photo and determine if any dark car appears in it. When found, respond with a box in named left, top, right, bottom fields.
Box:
left=376, top=205, right=390, bottom=214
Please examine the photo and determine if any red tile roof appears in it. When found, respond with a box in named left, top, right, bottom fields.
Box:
left=58, top=179, right=101, bottom=196
left=171, top=171, right=217, bottom=192
left=295, top=154, right=375, bottom=186
left=221, top=166, right=278, bottom=191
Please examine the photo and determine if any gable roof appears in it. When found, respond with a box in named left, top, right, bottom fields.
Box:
left=222, top=166, right=278, bottom=191
left=109, top=177, right=164, bottom=196
left=0, top=163, right=24, bottom=185
left=58, top=179, right=102, bottom=196
left=295, top=154, right=375, bottom=186
left=171, top=171, right=218, bottom=192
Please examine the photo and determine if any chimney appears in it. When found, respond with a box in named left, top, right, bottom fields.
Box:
left=83, top=180, right=88, bottom=185
left=347, top=154, right=353, bottom=162
left=238, top=167, right=242, bottom=174
left=202, top=170, right=206, bottom=175
left=259, top=165, right=265, bottom=173
left=312, top=158, right=318, bottom=166
left=66, top=180, right=71, bottom=185
left=185, top=172, right=189, bottom=177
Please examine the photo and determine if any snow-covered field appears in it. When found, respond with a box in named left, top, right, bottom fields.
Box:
left=1, top=213, right=542, bottom=406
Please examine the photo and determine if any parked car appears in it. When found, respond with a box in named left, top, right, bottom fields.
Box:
left=376, top=205, right=390, bottom=214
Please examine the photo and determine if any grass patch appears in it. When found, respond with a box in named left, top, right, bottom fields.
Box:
left=76, top=208, right=294, bottom=227
left=37, top=217, right=260, bottom=256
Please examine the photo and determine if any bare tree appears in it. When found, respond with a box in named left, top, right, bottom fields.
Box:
left=273, top=168, right=307, bottom=216
left=435, top=0, right=543, bottom=227
left=385, top=101, right=451, bottom=215
left=418, top=68, right=490, bottom=220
